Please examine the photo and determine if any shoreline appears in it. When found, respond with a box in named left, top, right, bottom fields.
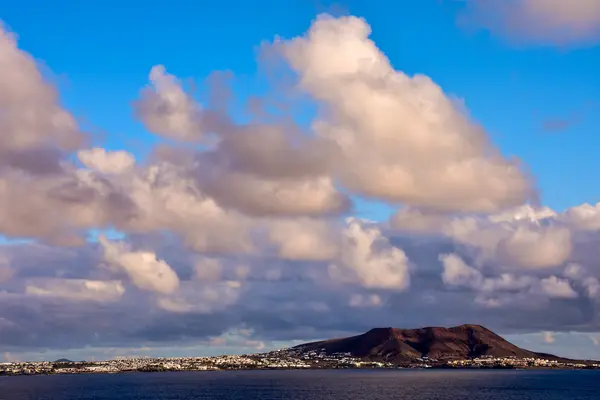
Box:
left=3, top=365, right=599, bottom=377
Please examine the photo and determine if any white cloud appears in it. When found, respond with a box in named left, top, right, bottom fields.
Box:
left=394, top=205, right=572, bottom=270
left=440, top=253, right=483, bottom=288
left=560, top=202, right=600, bottom=230
left=0, top=24, right=82, bottom=154
left=267, top=219, right=339, bottom=261
left=133, top=65, right=204, bottom=141
left=496, top=226, right=572, bottom=269
left=535, top=276, right=578, bottom=299
left=277, top=14, right=533, bottom=213
left=117, top=162, right=255, bottom=254
left=391, top=207, right=451, bottom=233
left=78, top=148, right=135, bottom=174
left=99, top=236, right=179, bottom=295
left=0, top=168, right=132, bottom=244
left=329, top=218, right=410, bottom=290
left=157, top=281, right=241, bottom=314
left=204, top=173, right=349, bottom=217
left=25, top=278, right=125, bottom=302
left=440, top=253, right=580, bottom=304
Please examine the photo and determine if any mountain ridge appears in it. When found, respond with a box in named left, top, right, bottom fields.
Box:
left=293, top=324, right=576, bottom=363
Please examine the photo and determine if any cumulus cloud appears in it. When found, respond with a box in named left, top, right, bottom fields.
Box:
left=203, top=174, right=350, bottom=217
left=277, top=14, right=533, bottom=213
left=395, top=205, right=572, bottom=270
left=560, top=202, right=600, bottom=230
left=0, top=24, right=83, bottom=155
left=440, top=253, right=579, bottom=305
left=99, top=235, right=179, bottom=294
left=535, top=276, right=578, bottom=299
left=114, top=162, right=255, bottom=254
left=133, top=65, right=204, bottom=141
left=563, top=264, right=600, bottom=300
left=0, top=25, right=139, bottom=244
left=496, top=226, right=572, bottom=269
left=461, top=0, right=600, bottom=46
left=440, top=253, right=483, bottom=288
left=329, top=218, right=410, bottom=290
left=267, top=219, right=339, bottom=261
left=157, top=281, right=241, bottom=314
left=78, top=148, right=135, bottom=174
left=0, top=169, right=135, bottom=244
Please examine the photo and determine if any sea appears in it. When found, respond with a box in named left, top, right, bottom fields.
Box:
left=1, top=369, right=599, bottom=400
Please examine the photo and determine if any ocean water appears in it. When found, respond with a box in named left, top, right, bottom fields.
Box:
left=1, top=370, right=599, bottom=400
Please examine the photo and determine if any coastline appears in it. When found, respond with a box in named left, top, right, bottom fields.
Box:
left=2, top=364, right=599, bottom=377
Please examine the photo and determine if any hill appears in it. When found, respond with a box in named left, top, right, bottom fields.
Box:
left=293, top=324, right=566, bottom=363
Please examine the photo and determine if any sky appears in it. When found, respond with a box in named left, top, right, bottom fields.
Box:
left=0, top=0, right=600, bottom=362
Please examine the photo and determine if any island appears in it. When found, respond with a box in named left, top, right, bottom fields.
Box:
left=2, top=324, right=598, bottom=375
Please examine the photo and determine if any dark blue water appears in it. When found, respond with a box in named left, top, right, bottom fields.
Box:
left=1, top=370, right=599, bottom=399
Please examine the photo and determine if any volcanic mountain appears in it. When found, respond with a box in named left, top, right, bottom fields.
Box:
left=293, top=324, right=562, bottom=362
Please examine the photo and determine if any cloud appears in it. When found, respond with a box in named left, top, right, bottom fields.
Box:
left=203, top=173, right=350, bottom=217
left=0, top=169, right=135, bottom=244
left=496, top=226, right=572, bottom=269
left=460, top=0, right=600, bottom=46
left=543, top=331, right=556, bottom=344
left=110, top=161, right=256, bottom=254
left=440, top=253, right=483, bottom=288
left=157, top=281, right=241, bottom=314
left=99, top=235, right=179, bottom=294
left=78, top=148, right=135, bottom=174
left=535, top=276, right=578, bottom=299
left=133, top=65, right=204, bottom=141
left=349, top=294, right=383, bottom=308
left=193, top=257, right=223, bottom=282
left=0, top=255, right=13, bottom=283
left=440, top=253, right=579, bottom=305
left=267, top=219, right=339, bottom=261
left=329, top=218, right=410, bottom=290
left=395, top=205, right=571, bottom=270
left=276, top=14, right=534, bottom=213
left=0, top=24, right=83, bottom=155
left=560, top=202, right=600, bottom=230
left=25, top=278, right=125, bottom=302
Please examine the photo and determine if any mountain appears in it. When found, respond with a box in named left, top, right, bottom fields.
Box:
left=293, top=324, right=561, bottom=363
left=54, top=358, right=74, bottom=363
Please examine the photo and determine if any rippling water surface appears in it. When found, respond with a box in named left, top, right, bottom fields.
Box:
left=1, top=370, right=599, bottom=399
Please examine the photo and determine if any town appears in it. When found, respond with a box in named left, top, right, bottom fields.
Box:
left=1, top=349, right=599, bottom=376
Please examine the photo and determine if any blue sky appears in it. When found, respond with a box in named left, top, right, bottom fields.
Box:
left=2, top=0, right=600, bottom=362
left=4, top=0, right=599, bottom=217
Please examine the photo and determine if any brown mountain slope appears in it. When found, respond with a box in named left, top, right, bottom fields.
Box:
left=294, top=324, right=550, bottom=362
